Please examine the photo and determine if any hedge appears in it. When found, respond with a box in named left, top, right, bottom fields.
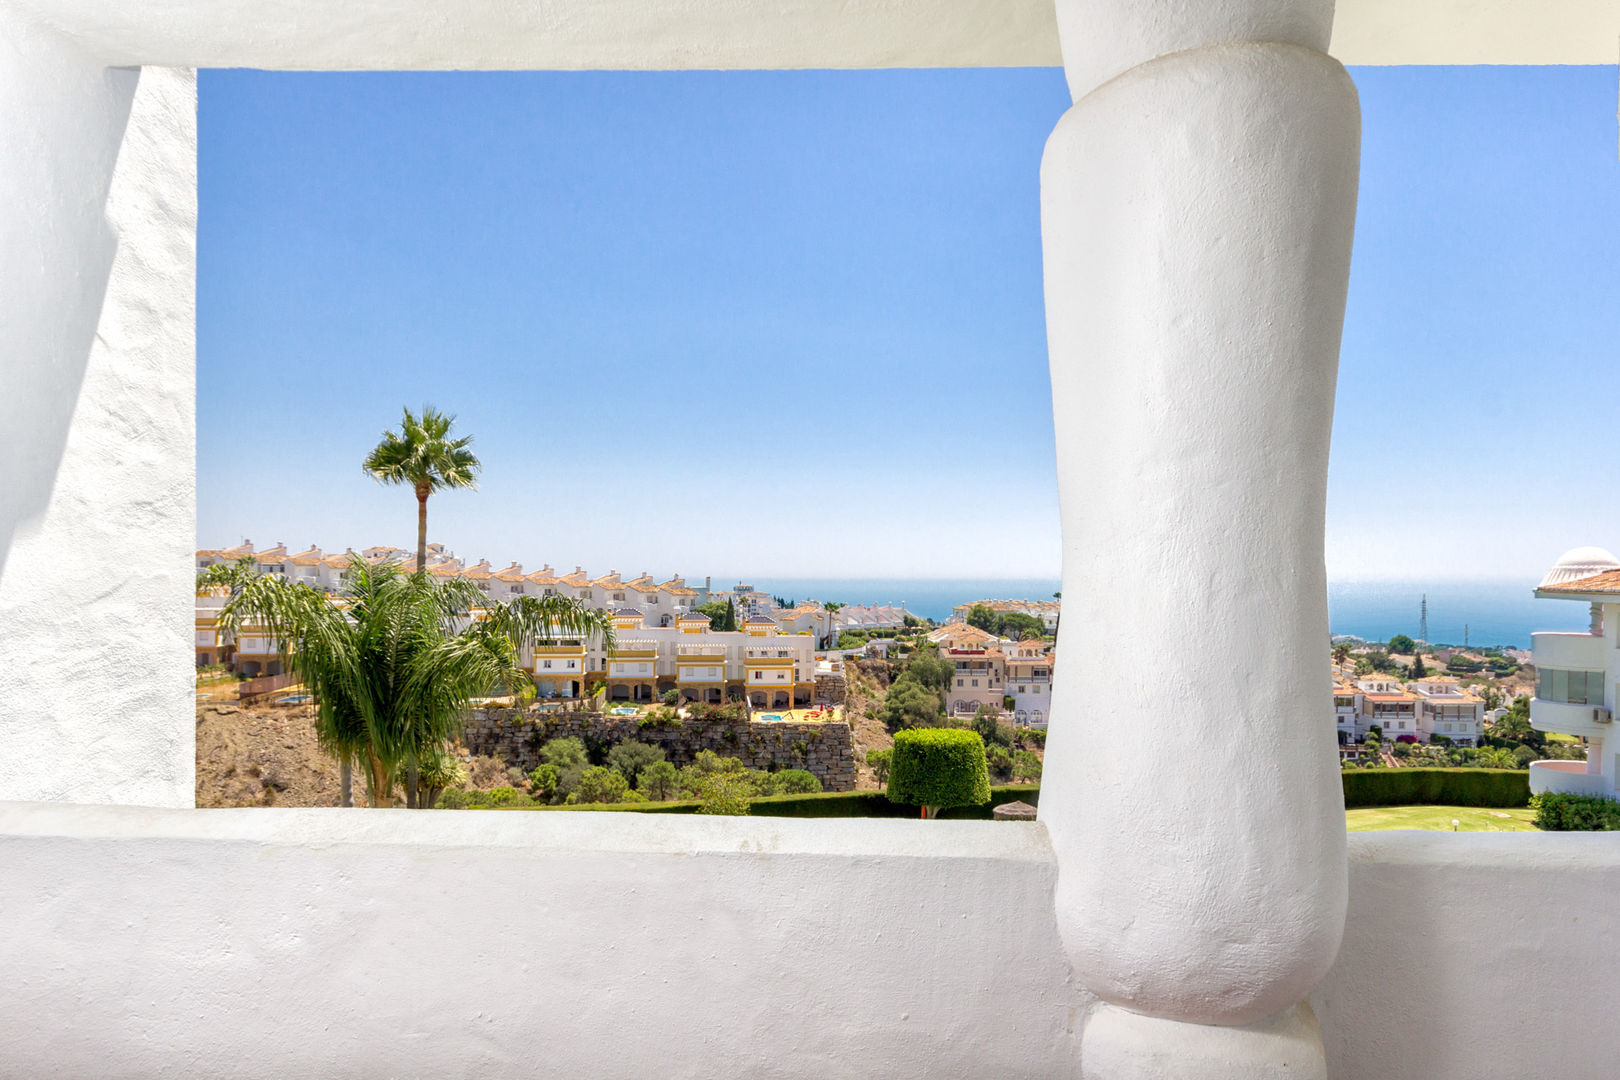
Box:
left=504, top=784, right=1042, bottom=819
left=1340, top=768, right=1529, bottom=809
left=888, top=727, right=992, bottom=812
left=1533, top=793, right=1620, bottom=831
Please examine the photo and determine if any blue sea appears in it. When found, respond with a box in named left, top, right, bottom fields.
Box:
left=743, top=577, right=1588, bottom=649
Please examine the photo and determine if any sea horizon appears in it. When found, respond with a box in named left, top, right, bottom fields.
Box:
left=739, top=575, right=1588, bottom=649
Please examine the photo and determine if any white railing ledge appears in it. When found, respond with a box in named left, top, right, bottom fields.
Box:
left=0, top=801, right=1054, bottom=862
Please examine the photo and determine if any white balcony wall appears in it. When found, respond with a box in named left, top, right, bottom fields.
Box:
left=1532, top=631, right=1610, bottom=672
left=1528, top=760, right=1610, bottom=797
left=1531, top=698, right=1613, bottom=739
left=1, top=807, right=1616, bottom=1080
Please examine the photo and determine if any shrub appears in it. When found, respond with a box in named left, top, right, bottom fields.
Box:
left=436, top=787, right=471, bottom=810
left=686, top=702, right=746, bottom=724
left=1339, top=768, right=1528, bottom=809
left=866, top=748, right=893, bottom=784
left=540, top=737, right=588, bottom=769
left=773, top=769, right=822, bottom=795
left=608, top=740, right=666, bottom=786
left=576, top=765, right=629, bottom=804
left=662, top=688, right=680, bottom=706
left=638, top=706, right=682, bottom=729
left=485, top=786, right=532, bottom=808
left=621, top=788, right=649, bottom=803
left=1533, top=793, right=1620, bottom=831
left=637, top=760, right=680, bottom=801
left=528, top=763, right=561, bottom=800
left=696, top=771, right=752, bottom=815
left=888, top=728, right=992, bottom=818
left=1012, top=750, right=1042, bottom=782
left=985, top=743, right=1013, bottom=778
left=972, top=711, right=1012, bottom=748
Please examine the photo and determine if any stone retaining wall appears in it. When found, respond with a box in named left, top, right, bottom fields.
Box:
left=463, top=709, right=857, bottom=792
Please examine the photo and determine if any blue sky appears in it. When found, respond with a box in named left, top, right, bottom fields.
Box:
left=198, top=65, right=1619, bottom=581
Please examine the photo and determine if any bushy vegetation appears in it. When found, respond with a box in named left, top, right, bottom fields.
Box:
left=964, top=604, right=1048, bottom=642
left=1341, top=768, right=1529, bottom=809
left=1532, top=793, right=1620, bottom=831
left=888, top=728, right=992, bottom=818
left=438, top=745, right=824, bottom=809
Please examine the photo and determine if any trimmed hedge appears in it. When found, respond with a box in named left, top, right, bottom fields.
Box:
left=1340, top=768, right=1528, bottom=809
left=888, top=727, right=992, bottom=812
left=508, top=784, right=1042, bottom=819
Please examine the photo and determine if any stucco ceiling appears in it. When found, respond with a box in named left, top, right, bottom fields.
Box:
left=8, top=0, right=1619, bottom=70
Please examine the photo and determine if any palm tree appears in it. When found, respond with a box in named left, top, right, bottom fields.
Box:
left=362, top=406, right=481, bottom=575
left=220, top=558, right=614, bottom=808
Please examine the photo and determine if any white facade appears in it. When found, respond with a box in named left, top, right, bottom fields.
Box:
left=1528, top=548, right=1620, bottom=799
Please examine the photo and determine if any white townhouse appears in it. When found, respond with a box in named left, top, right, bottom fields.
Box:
left=1005, top=641, right=1056, bottom=727
left=521, top=608, right=820, bottom=709
left=1528, top=547, right=1620, bottom=799
left=1410, top=677, right=1482, bottom=747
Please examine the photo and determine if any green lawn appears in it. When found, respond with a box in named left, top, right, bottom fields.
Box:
left=1346, top=805, right=1539, bottom=832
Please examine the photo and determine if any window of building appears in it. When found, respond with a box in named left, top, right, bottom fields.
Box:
left=542, top=660, right=552, bottom=669
left=1538, top=668, right=1607, bottom=705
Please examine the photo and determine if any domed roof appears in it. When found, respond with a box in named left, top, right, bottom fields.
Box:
left=1538, top=546, right=1620, bottom=589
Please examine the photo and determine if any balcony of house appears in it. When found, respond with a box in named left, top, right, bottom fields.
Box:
left=1532, top=631, right=1610, bottom=671
left=1528, top=758, right=1607, bottom=797
left=1531, top=697, right=1612, bottom=738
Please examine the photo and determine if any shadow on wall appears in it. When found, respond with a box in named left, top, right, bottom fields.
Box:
left=0, top=12, right=135, bottom=580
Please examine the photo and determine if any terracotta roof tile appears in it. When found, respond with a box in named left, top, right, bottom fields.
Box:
left=1542, top=568, right=1620, bottom=594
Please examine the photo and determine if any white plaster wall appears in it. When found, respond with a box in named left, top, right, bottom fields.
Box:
left=1, top=810, right=1615, bottom=1080
left=8, top=0, right=1620, bottom=70
left=0, top=808, right=1083, bottom=1079
left=1314, top=832, right=1620, bottom=1080
left=0, top=6, right=196, bottom=808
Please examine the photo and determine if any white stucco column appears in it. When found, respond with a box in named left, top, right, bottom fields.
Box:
left=0, top=4, right=196, bottom=806
left=1037, top=1, right=1359, bottom=1074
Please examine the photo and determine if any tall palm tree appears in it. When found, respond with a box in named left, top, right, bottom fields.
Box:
left=220, top=558, right=614, bottom=808
left=362, top=406, right=481, bottom=575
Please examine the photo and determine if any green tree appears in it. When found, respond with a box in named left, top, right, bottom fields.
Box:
left=361, top=406, right=481, bottom=577
left=637, top=760, right=679, bottom=801
left=576, top=764, right=629, bottom=804
left=1409, top=653, right=1428, bottom=679
left=865, top=748, right=893, bottom=784
left=1387, top=634, right=1416, bottom=655
left=888, top=728, right=991, bottom=819
left=883, top=678, right=941, bottom=731
left=972, top=709, right=1011, bottom=748
left=528, top=763, right=561, bottom=801
left=904, top=652, right=955, bottom=694
left=1012, top=749, right=1043, bottom=782
left=540, top=737, right=588, bottom=769
left=965, top=604, right=999, bottom=633
left=724, top=598, right=738, bottom=632
left=220, top=559, right=611, bottom=808
left=608, top=740, right=666, bottom=786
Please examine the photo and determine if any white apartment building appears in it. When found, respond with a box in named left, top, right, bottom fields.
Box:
left=1005, top=640, right=1055, bottom=727
left=1528, top=547, right=1620, bottom=799
left=523, top=609, right=820, bottom=708
left=1410, top=677, right=1482, bottom=747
